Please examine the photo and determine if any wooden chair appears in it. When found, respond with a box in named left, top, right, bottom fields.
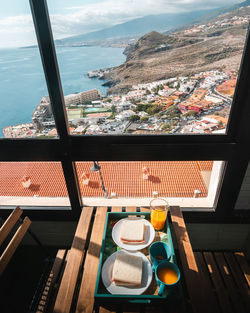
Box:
left=0, top=206, right=31, bottom=276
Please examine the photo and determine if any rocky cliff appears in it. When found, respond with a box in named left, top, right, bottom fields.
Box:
left=104, top=7, right=249, bottom=94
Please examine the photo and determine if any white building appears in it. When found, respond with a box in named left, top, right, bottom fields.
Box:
left=64, top=89, right=102, bottom=106
left=205, top=95, right=223, bottom=104
left=116, top=110, right=136, bottom=121
left=139, top=111, right=148, bottom=117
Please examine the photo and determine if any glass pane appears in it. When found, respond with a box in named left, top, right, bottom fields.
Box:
left=234, top=161, right=250, bottom=210
left=0, top=1, right=57, bottom=138
left=0, top=162, right=70, bottom=207
left=47, top=1, right=247, bottom=136
left=76, top=161, right=224, bottom=209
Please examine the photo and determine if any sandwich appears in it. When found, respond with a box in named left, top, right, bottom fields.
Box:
left=112, top=252, right=143, bottom=287
left=120, top=219, right=145, bottom=245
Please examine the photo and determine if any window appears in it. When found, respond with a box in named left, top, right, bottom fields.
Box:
left=42, top=0, right=248, bottom=136
left=234, top=161, right=250, bottom=211
left=0, top=0, right=249, bottom=223
left=0, top=1, right=57, bottom=138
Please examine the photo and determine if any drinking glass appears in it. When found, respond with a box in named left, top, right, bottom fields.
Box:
left=150, top=198, right=169, bottom=230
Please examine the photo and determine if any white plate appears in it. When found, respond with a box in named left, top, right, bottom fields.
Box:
left=112, top=217, right=155, bottom=251
left=101, top=250, right=153, bottom=295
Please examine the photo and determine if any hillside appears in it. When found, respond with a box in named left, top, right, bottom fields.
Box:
left=103, top=5, right=249, bottom=94
left=123, top=31, right=203, bottom=60
left=55, top=9, right=218, bottom=47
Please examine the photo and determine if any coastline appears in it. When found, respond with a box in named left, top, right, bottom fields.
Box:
left=0, top=45, right=126, bottom=137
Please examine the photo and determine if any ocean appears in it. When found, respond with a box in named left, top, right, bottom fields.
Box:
left=0, top=46, right=126, bottom=137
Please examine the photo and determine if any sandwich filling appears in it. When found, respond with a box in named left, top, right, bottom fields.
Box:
left=112, top=252, right=143, bottom=287
left=120, top=219, right=145, bottom=244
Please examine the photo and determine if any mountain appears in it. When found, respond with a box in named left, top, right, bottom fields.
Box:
left=230, top=0, right=250, bottom=9
left=56, top=9, right=219, bottom=46
left=103, top=4, right=249, bottom=94
left=171, top=0, right=250, bottom=28
left=123, top=31, right=202, bottom=61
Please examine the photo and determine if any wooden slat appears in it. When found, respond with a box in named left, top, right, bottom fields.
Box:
left=203, top=252, right=233, bottom=313
left=0, top=216, right=31, bottom=276
left=170, top=206, right=207, bottom=313
left=167, top=298, right=187, bottom=313
left=167, top=283, right=188, bottom=313
left=36, top=249, right=67, bottom=313
left=98, top=306, right=116, bottom=313
left=214, top=252, right=246, bottom=313
left=111, top=206, right=123, bottom=212
left=125, top=207, right=137, bottom=212
left=54, top=207, right=94, bottom=313
left=224, top=252, right=250, bottom=312
left=194, top=252, right=220, bottom=313
left=235, top=252, right=250, bottom=287
left=0, top=207, right=23, bottom=246
left=76, top=207, right=108, bottom=313
left=139, top=207, right=150, bottom=212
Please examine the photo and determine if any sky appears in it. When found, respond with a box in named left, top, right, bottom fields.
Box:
left=0, top=0, right=243, bottom=48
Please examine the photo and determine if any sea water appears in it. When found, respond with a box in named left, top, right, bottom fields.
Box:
left=0, top=46, right=125, bottom=137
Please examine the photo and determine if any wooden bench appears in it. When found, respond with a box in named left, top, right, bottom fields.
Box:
left=35, top=207, right=94, bottom=313
left=36, top=206, right=250, bottom=313
left=0, top=206, right=31, bottom=277
left=194, top=251, right=250, bottom=313
left=170, top=206, right=250, bottom=313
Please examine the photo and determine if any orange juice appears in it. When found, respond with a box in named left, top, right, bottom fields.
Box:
left=151, top=209, right=166, bottom=230
left=157, top=267, right=178, bottom=285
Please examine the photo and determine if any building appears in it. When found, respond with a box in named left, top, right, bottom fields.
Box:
left=189, top=104, right=203, bottom=114
left=31, top=90, right=102, bottom=130
left=32, top=96, right=52, bottom=130
left=116, top=110, right=136, bottom=121
left=126, top=90, right=146, bottom=101
left=64, top=89, right=102, bottom=106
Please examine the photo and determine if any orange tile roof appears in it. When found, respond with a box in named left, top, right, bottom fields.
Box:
left=76, top=161, right=210, bottom=198
left=0, top=162, right=68, bottom=197
left=216, top=79, right=236, bottom=97
left=197, top=161, right=213, bottom=171
left=206, top=115, right=228, bottom=125
left=0, top=161, right=213, bottom=199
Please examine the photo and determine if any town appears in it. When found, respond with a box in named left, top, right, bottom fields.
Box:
left=183, top=14, right=249, bottom=35
left=3, top=69, right=236, bottom=137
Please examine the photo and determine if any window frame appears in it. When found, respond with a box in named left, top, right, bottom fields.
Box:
left=0, top=0, right=250, bottom=223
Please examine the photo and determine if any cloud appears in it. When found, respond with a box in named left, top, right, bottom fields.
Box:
left=0, top=15, right=35, bottom=48
left=50, top=0, right=242, bottom=38
left=0, top=0, right=243, bottom=47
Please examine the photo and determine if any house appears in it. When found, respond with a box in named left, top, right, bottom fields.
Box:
left=115, top=110, right=136, bottom=121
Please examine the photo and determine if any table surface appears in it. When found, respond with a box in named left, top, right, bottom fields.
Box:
left=53, top=206, right=194, bottom=313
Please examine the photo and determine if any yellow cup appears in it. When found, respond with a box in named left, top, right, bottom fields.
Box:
left=150, top=198, right=168, bottom=230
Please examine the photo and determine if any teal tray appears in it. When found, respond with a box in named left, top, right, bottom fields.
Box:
left=94, top=211, right=181, bottom=305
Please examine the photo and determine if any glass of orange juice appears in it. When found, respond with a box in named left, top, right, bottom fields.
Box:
left=150, top=198, right=168, bottom=230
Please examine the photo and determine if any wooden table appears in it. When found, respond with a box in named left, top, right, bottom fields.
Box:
left=47, top=206, right=250, bottom=313
left=49, top=206, right=184, bottom=313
